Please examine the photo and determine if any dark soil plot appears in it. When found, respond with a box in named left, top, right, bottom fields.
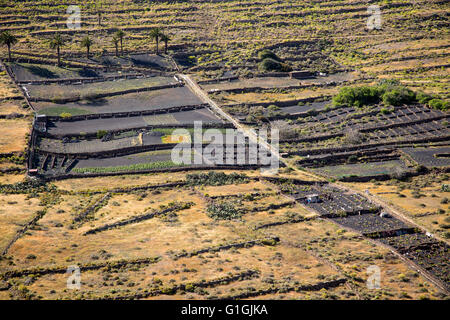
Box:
left=402, top=147, right=450, bottom=168
left=172, top=52, right=197, bottom=69
left=8, top=63, right=99, bottom=81
left=202, top=77, right=300, bottom=91
left=331, top=213, right=409, bottom=234
left=141, top=108, right=223, bottom=126
left=127, top=54, right=173, bottom=70
left=46, top=108, right=223, bottom=135
left=378, top=233, right=437, bottom=250
left=307, top=193, right=376, bottom=216
left=8, top=62, right=137, bottom=82
left=311, top=160, right=409, bottom=179
left=38, top=136, right=144, bottom=154
left=25, top=77, right=177, bottom=101
left=34, top=86, right=203, bottom=115
left=268, top=41, right=341, bottom=73
left=403, top=243, right=450, bottom=286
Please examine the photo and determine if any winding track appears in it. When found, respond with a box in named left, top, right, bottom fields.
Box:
left=179, top=73, right=283, bottom=173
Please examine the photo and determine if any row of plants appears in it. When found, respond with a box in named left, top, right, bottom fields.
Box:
left=1, top=256, right=161, bottom=280
left=206, top=202, right=241, bottom=220
left=71, top=160, right=187, bottom=174
left=1, top=26, right=171, bottom=66
left=72, top=193, right=111, bottom=226
left=0, top=180, right=56, bottom=194
left=185, top=171, right=249, bottom=186
left=171, top=236, right=280, bottom=259
left=92, top=269, right=260, bottom=300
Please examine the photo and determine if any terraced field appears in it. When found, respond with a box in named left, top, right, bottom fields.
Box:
left=0, top=0, right=448, bottom=302
left=33, top=86, right=204, bottom=115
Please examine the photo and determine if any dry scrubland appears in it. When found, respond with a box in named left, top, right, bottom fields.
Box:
left=0, top=68, right=32, bottom=177
left=0, top=173, right=445, bottom=300
left=0, top=0, right=449, bottom=300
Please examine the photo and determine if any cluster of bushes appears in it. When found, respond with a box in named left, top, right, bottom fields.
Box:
left=0, top=180, right=56, bottom=194
left=1, top=154, right=25, bottom=165
left=332, top=80, right=449, bottom=110
left=186, top=171, right=249, bottom=186
left=257, top=49, right=292, bottom=72
left=206, top=202, right=241, bottom=220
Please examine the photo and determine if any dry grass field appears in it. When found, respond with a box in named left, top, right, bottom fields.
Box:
left=0, top=119, right=30, bottom=153
left=0, top=173, right=445, bottom=300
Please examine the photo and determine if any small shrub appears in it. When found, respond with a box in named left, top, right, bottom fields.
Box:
left=379, top=107, right=391, bottom=115
left=416, top=91, right=433, bottom=104
left=59, top=112, right=72, bottom=118
left=258, top=49, right=280, bottom=61
left=96, top=130, right=108, bottom=139
left=206, top=202, right=241, bottom=220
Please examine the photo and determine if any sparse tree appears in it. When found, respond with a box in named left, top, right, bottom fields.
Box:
left=114, top=29, right=125, bottom=56
left=271, top=120, right=298, bottom=140
left=149, top=27, right=162, bottom=55
left=111, top=36, right=119, bottom=57
left=49, top=34, right=65, bottom=66
left=81, top=36, right=93, bottom=59
left=0, top=31, right=18, bottom=62
left=160, top=33, right=170, bottom=54
left=343, top=128, right=364, bottom=145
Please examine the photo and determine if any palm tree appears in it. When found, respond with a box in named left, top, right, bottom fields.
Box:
left=160, top=33, right=170, bottom=54
left=149, top=27, right=162, bottom=55
left=111, top=36, right=119, bottom=57
left=49, top=34, right=65, bottom=66
left=81, top=36, right=93, bottom=59
left=114, top=29, right=125, bottom=56
left=0, top=31, right=18, bottom=62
